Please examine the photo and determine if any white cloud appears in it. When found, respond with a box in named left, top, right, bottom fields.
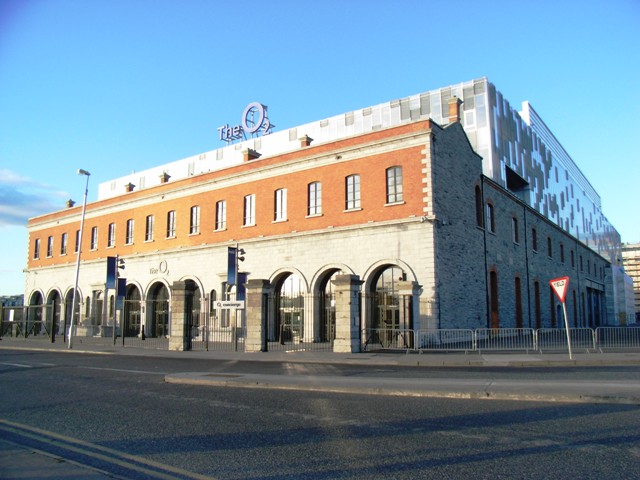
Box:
left=0, top=169, right=69, bottom=226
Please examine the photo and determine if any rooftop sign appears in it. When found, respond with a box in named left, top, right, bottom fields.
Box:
left=218, top=102, right=275, bottom=144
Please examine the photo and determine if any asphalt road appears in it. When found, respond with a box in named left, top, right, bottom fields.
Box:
left=1, top=349, right=639, bottom=479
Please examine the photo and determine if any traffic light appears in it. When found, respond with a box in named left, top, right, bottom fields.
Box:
left=106, top=255, right=126, bottom=289
left=227, top=246, right=245, bottom=286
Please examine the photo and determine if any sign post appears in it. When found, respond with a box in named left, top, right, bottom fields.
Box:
left=550, top=276, right=572, bottom=360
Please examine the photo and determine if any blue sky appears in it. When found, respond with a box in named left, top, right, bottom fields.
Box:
left=1, top=0, right=639, bottom=296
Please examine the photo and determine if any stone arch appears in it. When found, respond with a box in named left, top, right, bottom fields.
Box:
left=45, top=288, right=63, bottom=338
left=181, top=277, right=203, bottom=339
left=311, top=264, right=354, bottom=342
left=268, top=268, right=309, bottom=342
left=26, top=290, right=45, bottom=336
left=362, top=259, right=416, bottom=294
left=361, top=261, right=418, bottom=349
left=123, top=283, right=143, bottom=337
left=146, top=281, right=170, bottom=338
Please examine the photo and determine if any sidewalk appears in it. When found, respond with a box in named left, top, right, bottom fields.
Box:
left=3, top=337, right=640, bottom=368
left=3, top=338, right=640, bottom=405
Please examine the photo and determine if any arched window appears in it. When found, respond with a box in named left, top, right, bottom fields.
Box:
left=515, top=276, right=523, bottom=329
left=475, top=186, right=484, bottom=227
left=490, top=270, right=499, bottom=329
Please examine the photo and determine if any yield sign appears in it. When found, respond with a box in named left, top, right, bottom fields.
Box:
left=550, top=276, right=570, bottom=303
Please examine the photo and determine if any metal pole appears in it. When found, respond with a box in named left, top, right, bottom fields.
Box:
left=562, top=301, right=572, bottom=360
left=68, top=169, right=90, bottom=349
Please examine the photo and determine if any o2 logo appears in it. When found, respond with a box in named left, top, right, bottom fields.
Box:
left=218, top=102, right=275, bottom=144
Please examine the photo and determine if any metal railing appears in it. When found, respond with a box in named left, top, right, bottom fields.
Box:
left=363, top=327, right=640, bottom=353
left=537, top=328, right=596, bottom=352
left=596, top=327, right=640, bottom=351
left=475, top=328, right=536, bottom=352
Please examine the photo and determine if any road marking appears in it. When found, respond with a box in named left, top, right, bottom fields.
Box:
left=0, top=362, right=33, bottom=368
left=0, top=418, right=216, bottom=480
left=76, top=366, right=167, bottom=375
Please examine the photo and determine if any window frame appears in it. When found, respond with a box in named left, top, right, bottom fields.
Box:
left=125, top=219, right=134, bottom=245
left=307, top=181, right=322, bottom=216
left=107, top=223, right=116, bottom=248
left=215, top=200, right=227, bottom=231
left=190, top=205, right=200, bottom=234
left=243, top=194, right=256, bottom=226
left=47, top=235, right=54, bottom=257
left=385, top=166, right=403, bottom=204
left=90, top=226, right=98, bottom=250
left=345, top=174, right=361, bottom=210
left=145, top=215, right=154, bottom=242
left=166, top=210, right=176, bottom=238
left=274, top=188, right=287, bottom=222
left=512, top=217, right=519, bottom=244
left=486, top=202, right=495, bottom=233
left=60, top=232, right=68, bottom=255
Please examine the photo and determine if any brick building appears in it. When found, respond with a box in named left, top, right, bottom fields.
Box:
left=23, top=78, right=623, bottom=351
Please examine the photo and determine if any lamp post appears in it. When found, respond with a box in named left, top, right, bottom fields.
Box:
left=68, top=169, right=90, bottom=349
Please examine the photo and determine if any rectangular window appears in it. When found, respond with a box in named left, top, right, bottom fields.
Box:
left=386, top=166, right=403, bottom=203
left=75, top=230, right=80, bottom=253
left=108, top=223, right=116, bottom=247
left=274, top=188, right=287, bottom=221
left=512, top=217, right=519, bottom=244
left=90, top=226, right=98, bottom=250
left=215, top=201, right=226, bottom=230
left=560, top=243, right=565, bottom=263
left=47, top=236, right=53, bottom=257
left=345, top=174, right=360, bottom=210
left=145, top=215, right=154, bottom=241
left=308, top=181, right=322, bottom=216
left=60, top=233, right=68, bottom=255
left=166, top=210, right=176, bottom=238
left=126, top=219, right=134, bottom=245
left=243, top=194, right=255, bottom=226
left=547, top=237, right=553, bottom=258
left=34, top=238, right=40, bottom=259
left=190, top=206, right=200, bottom=234
left=532, top=228, right=538, bottom=251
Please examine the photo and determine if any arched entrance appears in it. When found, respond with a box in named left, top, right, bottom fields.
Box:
left=316, top=269, right=343, bottom=343
left=64, top=289, right=79, bottom=342
left=367, top=265, right=412, bottom=348
left=27, top=292, right=44, bottom=336
left=46, top=290, right=62, bottom=340
left=184, top=280, right=201, bottom=342
left=147, top=282, right=169, bottom=338
left=124, top=285, right=142, bottom=337
left=272, top=273, right=305, bottom=343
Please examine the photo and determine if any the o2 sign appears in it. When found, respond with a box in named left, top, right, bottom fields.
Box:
left=218, top=102, right=275, bottom=144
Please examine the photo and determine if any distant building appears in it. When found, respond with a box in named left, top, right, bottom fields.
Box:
left=23, top=78, right=630, bottom=351
left=1, top=295, right=24, bottom=307
left=621, top=243, right=640, bottom=323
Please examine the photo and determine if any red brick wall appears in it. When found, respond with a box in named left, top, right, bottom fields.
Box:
left=27, top=121, right=430, bottom=268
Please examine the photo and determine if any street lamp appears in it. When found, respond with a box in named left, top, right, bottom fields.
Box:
left=68, top=169, right=90, bottom=349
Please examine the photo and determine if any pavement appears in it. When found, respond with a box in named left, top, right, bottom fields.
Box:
left=1, top=339, right=640, bottom=479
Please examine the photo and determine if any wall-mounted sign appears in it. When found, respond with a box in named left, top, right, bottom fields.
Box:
left=150, top=260, right=169, bottom=276
left=218, top=102, right=275, bottom=144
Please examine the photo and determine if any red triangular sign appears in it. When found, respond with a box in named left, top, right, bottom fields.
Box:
left=550, top=276, right=570, bottom=303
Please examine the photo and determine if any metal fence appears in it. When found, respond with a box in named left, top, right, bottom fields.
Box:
left=363, top=327, right=640, bottom=353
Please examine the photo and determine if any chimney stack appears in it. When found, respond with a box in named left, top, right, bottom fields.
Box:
left=448, top=96, right=463, bottom=124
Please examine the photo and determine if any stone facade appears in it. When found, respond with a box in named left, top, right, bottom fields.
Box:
left=23, top=99, right=615, bottom=351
